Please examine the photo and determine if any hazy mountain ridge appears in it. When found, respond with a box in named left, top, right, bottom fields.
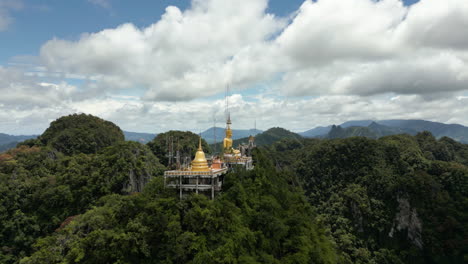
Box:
left=299, top=126, right=331, bottom=138
left=233, top=127, right=302, bottom=147
left=0, top=133, right=38, bottom=145
left=209, top=127, right=302, bottom=152
left=301, top=119, right=468, bottom=143
left=0, top=141, right=20, bottom=152
left=0, top=133, right=38, bottom=152
left=201, top=126, right=262, bottom=144
left=328, top=122, right=418, bottom=139
left=123, top=131, right=157, bottom=143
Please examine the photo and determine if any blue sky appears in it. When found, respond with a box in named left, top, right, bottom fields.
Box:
left=2, top=0, right=468, bottom=135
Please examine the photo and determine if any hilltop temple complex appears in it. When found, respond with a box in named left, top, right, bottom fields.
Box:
left=164, top=114, right=255, bottom=199
left=222, top=113, right=254, bottom=170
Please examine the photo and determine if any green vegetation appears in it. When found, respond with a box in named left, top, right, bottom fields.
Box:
left=20, top=148, right=337, bottom=264
left=266, top=132, right=468, bottom=263
left=1, top=113, right=467, bottom=264
left=328, top=125, right=378, bottom=139
left=327, top=123, right=414, bottom=139
left=0, top=116, right=164, bottom=263
left=39, top=114, right=125, bottom=155
left=248, top=127, right=303, bottom=146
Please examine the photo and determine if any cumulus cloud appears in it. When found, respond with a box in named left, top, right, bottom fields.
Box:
left=40, top=0, right=283, bottom=101
left=3, top=0, right=468, bottom=134
left=276, top=0, right=407, bottom=64
left=2, top=91, right=468, bottom=135
left=279, top=51, right=468, bottom=96
left=37, top=0, right=468, bottom=102
left=396, top=0, right=468, bottom=50
left=0, top=67, right=77, bottom=108
left=276, top=0, right=468, bottom=96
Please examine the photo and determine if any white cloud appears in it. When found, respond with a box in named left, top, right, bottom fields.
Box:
left=396, top=0, right=468, bottom=50
left=0, top=0, right=22, bottom=31
left=275, top=0, right=468, bottom=97
left=3, top=0, right=468, bottom=134
left=88, top=0, right=111, bottom=9
left=37, top=0, right=468, bottom=102
left=40, top=0, right=283, bottom=101
left=2, top=92, right=468, bottom=135
left=0, top=67, right=77, bottom=108
left=276, top=0, right=407, bottom=65
left=278, top=51, right=468, bottom=96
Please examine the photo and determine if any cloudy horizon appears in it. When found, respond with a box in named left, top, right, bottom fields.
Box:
left=1, top=0, right=468, bottom=135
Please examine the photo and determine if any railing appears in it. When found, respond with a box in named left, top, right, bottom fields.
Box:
left=164, top=168, right=227, bottom=176
left=223, top=156, right=253, bottom=163
left=166, top=183, right=222, bottom=191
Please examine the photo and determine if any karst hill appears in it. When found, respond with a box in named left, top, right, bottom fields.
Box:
left=0, top=114, right=466, bottom=263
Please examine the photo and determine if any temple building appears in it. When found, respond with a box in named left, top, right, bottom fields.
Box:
left=164, top=110, right=255, bottom=199
left=164, top=137, right=228, bottom=199
left=222, top=114, right=254, bottom=170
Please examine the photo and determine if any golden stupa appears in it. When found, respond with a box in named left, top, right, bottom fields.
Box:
left=191, top=137, right=210, bottom=172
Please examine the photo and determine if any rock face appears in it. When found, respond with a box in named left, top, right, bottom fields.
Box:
left=97, top=141, right=166, bottom=194
left=389, top=197, right=423, bottom=249
left=123, top=161, right=153, bottom=193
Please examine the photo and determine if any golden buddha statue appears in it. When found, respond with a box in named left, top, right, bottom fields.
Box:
left=223, top=114, right=233, bottom=153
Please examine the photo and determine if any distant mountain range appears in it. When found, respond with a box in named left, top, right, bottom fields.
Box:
left=123, top=131, right=157, bottom=143
left=300, top=119, right=468, bottom=143
left=201, top=127, right=262, bottom=144
left=327, top=122, right=416, bottom=139
left=0, top=133, right=38, bottom=145
left=0, top=131, right=157, bottom=152
left=243, top=127, right=302, bottom=146
left=209, top=127, right=302, bottom=152
left=0, top=133, right=38, bottom=152
left=2, top=119, right=467, bottom=152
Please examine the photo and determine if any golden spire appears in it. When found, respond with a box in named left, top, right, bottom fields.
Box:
left=191, top=137, right=210, bottom=171
left=227, top=113, right=231, bottom=125
left=223, top=113, right=233, bottom=152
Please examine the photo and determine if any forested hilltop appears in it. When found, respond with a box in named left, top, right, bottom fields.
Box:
left=0, top=114, right=467, bottom=263
left=267, top=133, right=468, bottom=263
left=0, top=114, right=336, bottom=263
left=0, top=114, right=166, bottom=263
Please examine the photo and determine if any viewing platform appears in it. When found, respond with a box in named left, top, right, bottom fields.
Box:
left=164, top=167, right=228, bottom=199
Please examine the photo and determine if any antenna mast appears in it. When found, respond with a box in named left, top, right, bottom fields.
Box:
left=225, top=84, right=230, bottom=122
left=169, top=134, right=174, bottom=167
left=213, top=113, right=217, bottom=155
left=176, top=137, right=180, bottom=170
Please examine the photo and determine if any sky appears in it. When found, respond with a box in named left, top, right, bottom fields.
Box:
left=1, top=0, right=468, bottom=135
